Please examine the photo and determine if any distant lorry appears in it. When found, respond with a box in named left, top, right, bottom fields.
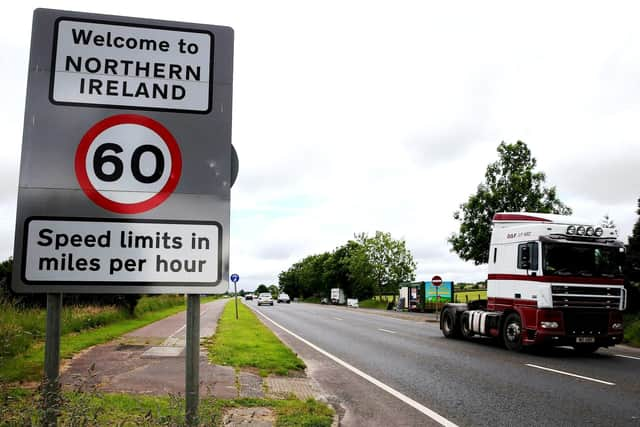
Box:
left=331, top=288, right=346, bottom=305
left=441, top=212, right=626, bottom=353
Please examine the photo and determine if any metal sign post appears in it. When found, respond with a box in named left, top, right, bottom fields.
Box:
left=185, top=294, right=200, bottom=426
left=230, top=273, right=239, bottom=319
left=44, top=293, right=62, bottom=426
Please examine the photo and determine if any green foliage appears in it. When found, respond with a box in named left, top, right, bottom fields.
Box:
left=358, top=299, right=390, bottom=309
left=0, top=295, right=192, bottom=383
left=353, top=231, right=416, bottom=297
left=624, top=313, right=640, bottom=346
left=0, top=388, right=334, bottom=427
left=205, top=301, right=305, bottom=377
left=279, top=232, right=416, bottom=301
left=449, top=141, right=572, bottom=265
left=256, top=284, right=269, bottom=294
left=625, top=199, right=640, bottom=312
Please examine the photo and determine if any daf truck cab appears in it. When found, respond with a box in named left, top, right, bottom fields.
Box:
left=441, top=212, right=626, bottom=353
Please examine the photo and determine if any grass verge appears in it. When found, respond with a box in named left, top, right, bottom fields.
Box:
left=205, top=301, right=305, bottom=377
left=624, top=312, right=640, bottom=347
left=0, top=388, right=334, bottom=427
left=0, top=296, right=219, bottom=383
left=358, top=299, right=390, bottom=309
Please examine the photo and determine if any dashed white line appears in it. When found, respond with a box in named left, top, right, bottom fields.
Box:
left=254, top=309, right=458, bottom=427
left=378, top=328, right=397, bottom=334
left=525, top=364, right=615, bottom=386
left=333, top=317, right=344, bottom=321
left=616, top=354, right=640, bottom=361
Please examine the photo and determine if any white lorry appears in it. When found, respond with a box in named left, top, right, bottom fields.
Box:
left=441, top=212, right=626, bottom=353
left=331, top=288, right=346, bottom=305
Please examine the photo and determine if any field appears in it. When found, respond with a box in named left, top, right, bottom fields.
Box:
left=453, top=290, right=487, bottom=303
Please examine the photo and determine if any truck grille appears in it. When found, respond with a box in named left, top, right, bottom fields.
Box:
left=562, top=310, right=609, bottom=336
left=551, top=285, right=622, bottom=309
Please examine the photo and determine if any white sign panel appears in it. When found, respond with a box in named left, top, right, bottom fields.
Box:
left=24, top=218, right=221, bottom=283
left=51, top=19, right=212, bottom=112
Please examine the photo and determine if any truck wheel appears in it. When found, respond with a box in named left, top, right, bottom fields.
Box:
left=460, top=315, right=474, bottom=338
left=503, top=312, right=523, bottom=351
left=573, top=344, right=599, bottom=355
left=441, top=309, right=460, bottom=338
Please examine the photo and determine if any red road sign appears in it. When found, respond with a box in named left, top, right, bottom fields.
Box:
left=75, top=114, right=182, bottom=214
left=432, top=275, right=443, bottom=287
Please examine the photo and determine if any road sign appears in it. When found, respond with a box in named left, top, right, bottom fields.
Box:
left=75, top=114, right=182, bottom=214
left=432, top=275, right=443, bottom=287
left=230, top=273, right=239, bottom=283
left=12, top=9, right=234, bottom=294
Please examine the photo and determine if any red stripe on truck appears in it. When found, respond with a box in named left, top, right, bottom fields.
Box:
left=488, top=274, right=623, bottom=285
left=492, top=213, right=549, bottom=222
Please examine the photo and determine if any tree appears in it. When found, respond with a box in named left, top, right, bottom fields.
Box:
left=600, top=214, right=617, bottom=236
left=268, top=284, right=279, bottom=297
left=449, top=141, right=572, bottom=265
left=626, top=199, right=640, bottom=311
left=350, top=231, right=416, bottom=297
left=255, top=284, right=269, bottom=294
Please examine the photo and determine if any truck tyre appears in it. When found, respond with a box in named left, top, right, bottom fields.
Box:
left=503, top=312, right=523, bottom=351
left=573, top=344, right=599, bottom=355
left=441, top=308, right=461, bottom=338
left=460, top=314, right=474, bottom=338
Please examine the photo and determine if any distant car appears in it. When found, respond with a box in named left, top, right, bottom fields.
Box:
left=257, top=292, right=274, bottom=306
left=244, top=294, right=254, bottom=301
left=277, top=293, right=291, bottom=303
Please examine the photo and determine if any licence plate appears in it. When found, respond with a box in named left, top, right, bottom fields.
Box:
left=576, top=337, right=595, bottom=343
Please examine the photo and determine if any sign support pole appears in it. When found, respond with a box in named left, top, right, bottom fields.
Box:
left=234, top=282, right=239, bottom=320
left=185, top=294, right=200, bottom=426
left=44, top=293, right=62, bottom=427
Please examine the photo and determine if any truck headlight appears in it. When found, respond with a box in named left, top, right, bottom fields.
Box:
left=540, top=321, right=559, bottom=329
left=611, top=323, right=623, bottom=330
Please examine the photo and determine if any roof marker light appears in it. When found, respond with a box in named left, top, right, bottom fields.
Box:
left=594, top=227, right=604, bottom=237
left=586, top=227, right=595, bottom=236
left=576, top=226, right=586, bottom=236
left=566, top=225, right=576, bottom=235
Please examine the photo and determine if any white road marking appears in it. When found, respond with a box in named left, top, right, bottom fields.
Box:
left=334, top=317, right=344, bottom=321
left=616, top=354, right=640, bottom=361
left=525, top=364, right=615, bottom=386
left=378, top=328, right=397, bottom=334
left=255, top=309, right=458, bottom=427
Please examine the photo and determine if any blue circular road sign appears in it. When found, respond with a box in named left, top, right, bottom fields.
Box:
left=230, top=273, right=239, bottom=283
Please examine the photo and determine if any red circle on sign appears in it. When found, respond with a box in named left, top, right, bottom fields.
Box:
left=75, top=114, right=182, bottom=214
left=432, top=275, right=443, bottom=286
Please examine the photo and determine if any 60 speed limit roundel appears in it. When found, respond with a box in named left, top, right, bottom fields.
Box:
left=75, top=114, right=182, bottom=214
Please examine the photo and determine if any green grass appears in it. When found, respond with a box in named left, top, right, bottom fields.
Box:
left=358, top=299, right=390, bottom=309
left=0, top=295, right=219, bottom=383
left=0, top=388, right=334, bottom=426
left=205, top=301, right=305, bottom=377
left=624, top=312, right=640, bottom=347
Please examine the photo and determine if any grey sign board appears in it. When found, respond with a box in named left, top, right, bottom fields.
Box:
left=12, top=9, right=233, bottom=294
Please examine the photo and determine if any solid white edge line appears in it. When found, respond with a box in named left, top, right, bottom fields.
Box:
left=615, top=354, right=640, bottom=361
left=378, top=328, right=397, bottom=334
left=525, top=364, right=615, bottom=386
left=254, top=309, right=458, bottom=427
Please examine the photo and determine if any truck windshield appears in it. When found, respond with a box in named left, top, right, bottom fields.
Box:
left=542, top=242, right=624, bottom=278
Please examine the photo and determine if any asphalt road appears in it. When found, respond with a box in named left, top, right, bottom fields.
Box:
left=246, top=301, right=640, bottom=427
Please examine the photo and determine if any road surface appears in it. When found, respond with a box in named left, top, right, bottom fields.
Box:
left=246, top=301, right=640, bottom=427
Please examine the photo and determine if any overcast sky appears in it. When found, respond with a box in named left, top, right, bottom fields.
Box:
left=3, top=1, right=640, bottom=291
